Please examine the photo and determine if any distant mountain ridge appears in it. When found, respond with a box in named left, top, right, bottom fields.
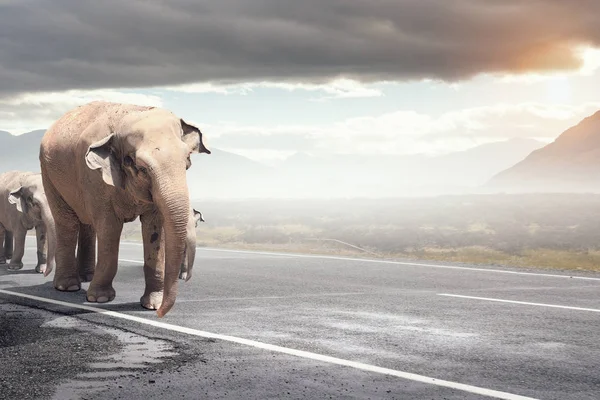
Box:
left=0, top=129, right=46, bottom=173
left=0, top=128, right=545, bottom=199
left=488, top=110, right=600, bottom=192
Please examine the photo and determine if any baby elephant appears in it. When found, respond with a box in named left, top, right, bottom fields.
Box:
left=0, top=171, right=56, bottom=273
left=179, top=208, right=204, bottom=281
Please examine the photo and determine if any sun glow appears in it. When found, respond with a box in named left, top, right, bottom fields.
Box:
left=497, top=46, right=600, bottom=83
left=579, top=46, right=600, bottom=76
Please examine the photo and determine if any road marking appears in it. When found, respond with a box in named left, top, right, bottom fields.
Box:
left=439, top=294, right=600, bottom=313
left=119, top=258, right=144, bottom=264
left=0, top=288, right=537, bottom=400
left=120, top=241, right=600, bottom=282
left=177, top=292, right=366, bottom=302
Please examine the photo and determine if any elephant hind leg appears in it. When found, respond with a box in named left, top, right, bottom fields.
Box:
left=77, top=223, right=96, bottom=282
left=4, top=230, right=13, bottom=261
left=0, top=225, right=7, bottom=264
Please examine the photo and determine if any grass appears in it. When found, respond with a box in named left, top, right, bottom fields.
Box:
left=122, top=230, right=600, bottom=273
left=93, top=194, right=600, bottom=274
left=396, top=246, right=600, bottom=272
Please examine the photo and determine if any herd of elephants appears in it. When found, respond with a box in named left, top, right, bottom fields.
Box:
left=0, top=101, right=211, bottom=317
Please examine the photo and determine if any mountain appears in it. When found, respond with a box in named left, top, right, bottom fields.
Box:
left=420, top=137, right=546, bottom=187
left=0, top=128, right=546, bottom=199
left=252, top=138, right=545, bottom=198
left=0, top=129, right=272, bottom=198
left=186, top=148, right=273, bottom=199
left=488, top=110, right=600, bottom=192
left=0, top=129, right=46, bottom=173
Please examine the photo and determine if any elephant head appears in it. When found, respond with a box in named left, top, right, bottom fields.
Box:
left=8, top=175, right=56, bottom=274
left=85, top=111, right=210, bottom=317
left=193, top=209, right=205, bottom=224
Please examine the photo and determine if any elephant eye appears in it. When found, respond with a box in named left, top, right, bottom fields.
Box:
left=124, top=155, right=135, bottom=167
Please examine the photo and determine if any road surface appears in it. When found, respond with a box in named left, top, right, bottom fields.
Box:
left=1, top=241, right=600, bottom=400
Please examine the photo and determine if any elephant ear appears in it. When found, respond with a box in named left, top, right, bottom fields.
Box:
left=181, top=119, right=211, bottom=155
left=85, top=134, right=124, bottom=189
left=8, top=187, right=24, bottom=213
left=192, top=208, right=205, bottom=225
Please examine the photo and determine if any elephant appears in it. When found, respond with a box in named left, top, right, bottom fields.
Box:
left=0, top=171, right=56, bottom=274
left=39, top=101, right=210, bottom=317
left=179, top=208, right=204, bottom=281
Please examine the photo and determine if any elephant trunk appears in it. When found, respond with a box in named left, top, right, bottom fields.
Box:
left=40, top=202, right=56, bottom=277
left=150, top=165, right=192, bottom=318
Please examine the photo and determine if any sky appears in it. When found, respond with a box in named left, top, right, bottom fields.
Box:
left=1, top=0, right=600, bottom=164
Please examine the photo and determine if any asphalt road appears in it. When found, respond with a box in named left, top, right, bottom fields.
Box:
left=1, top=242, right=600, bottom=400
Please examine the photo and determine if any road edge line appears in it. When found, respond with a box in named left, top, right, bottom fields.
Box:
left=119, top=241, right=600, bottom=282
left=438, top=293, right=600, bottom=313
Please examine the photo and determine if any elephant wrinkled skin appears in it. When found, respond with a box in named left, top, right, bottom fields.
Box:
left=0, top=171, right=56, bottom=274
left=39, top=101, right=210, bottom=317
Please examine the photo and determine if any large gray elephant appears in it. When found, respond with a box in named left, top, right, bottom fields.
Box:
left=39, top=101, right=210, bottom=317
left=179, top=208, right=204, bottom=281
left=0, top=171, right=56, bottom=273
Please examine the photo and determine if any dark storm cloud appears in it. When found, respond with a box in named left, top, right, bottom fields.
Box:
left=0, top=0, right=599, bottom=95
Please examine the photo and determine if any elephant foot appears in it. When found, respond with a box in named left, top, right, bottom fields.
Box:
left=79, top=273, right=95, bottom=283
left=140, top=291, right=163, bottom=310
left=7, top=262, right=23, bottom=271
left=87, top=285, right=115, bottom=303
left=35, top=264, right=47, bottom=274
left=54, top=276, right=81, bottom=292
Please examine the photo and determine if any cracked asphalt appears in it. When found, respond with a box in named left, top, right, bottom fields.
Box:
left=1, top=242, right=600, bottom=399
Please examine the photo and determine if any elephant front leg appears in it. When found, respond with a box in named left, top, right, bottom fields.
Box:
left=87, top=217, right=122, bottom=303
left=140, top=211, right=165, bottom=310
left=34, top=224, right=48, bottom=274
left=8, top=227, right=27, bottom=271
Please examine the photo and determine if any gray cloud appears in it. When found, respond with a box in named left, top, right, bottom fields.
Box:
left=0, top=0, right=599, bottom=95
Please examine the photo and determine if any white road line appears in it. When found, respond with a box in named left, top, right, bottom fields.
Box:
left=439, top=294, right=600, bottom=313
left=119, top=258, right=144, bottom=264
left=120, top=241, right=600, bottom=282
left=0, top=288, right=537, bottom=400
left=177, top=292, right=366, bottom=302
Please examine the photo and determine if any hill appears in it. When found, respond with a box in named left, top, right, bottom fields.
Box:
left=0, top=129, right=46, bottom=173
left=488, top=110, right=600, bottom=192
left=0, top=129, right=545, bottom=199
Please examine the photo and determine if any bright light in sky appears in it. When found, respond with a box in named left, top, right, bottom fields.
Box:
left=579, top=47, right=600, bottom=75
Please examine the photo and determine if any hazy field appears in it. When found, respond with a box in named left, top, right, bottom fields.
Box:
left=119, top=193, right=600, bottom=272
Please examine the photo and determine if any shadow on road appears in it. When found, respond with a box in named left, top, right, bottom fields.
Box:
left=1, top=279, right=159, bottom=317
left=0, top=267, right=41, bottom=276
left=2, top=269, right=41, bottom=275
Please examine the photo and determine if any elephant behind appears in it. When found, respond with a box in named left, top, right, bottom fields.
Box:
left=0, top=171, right=56, bottom=273
left=179, top=208, right=204, bottom=281
left=39, top=101, right=210, bottom=317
